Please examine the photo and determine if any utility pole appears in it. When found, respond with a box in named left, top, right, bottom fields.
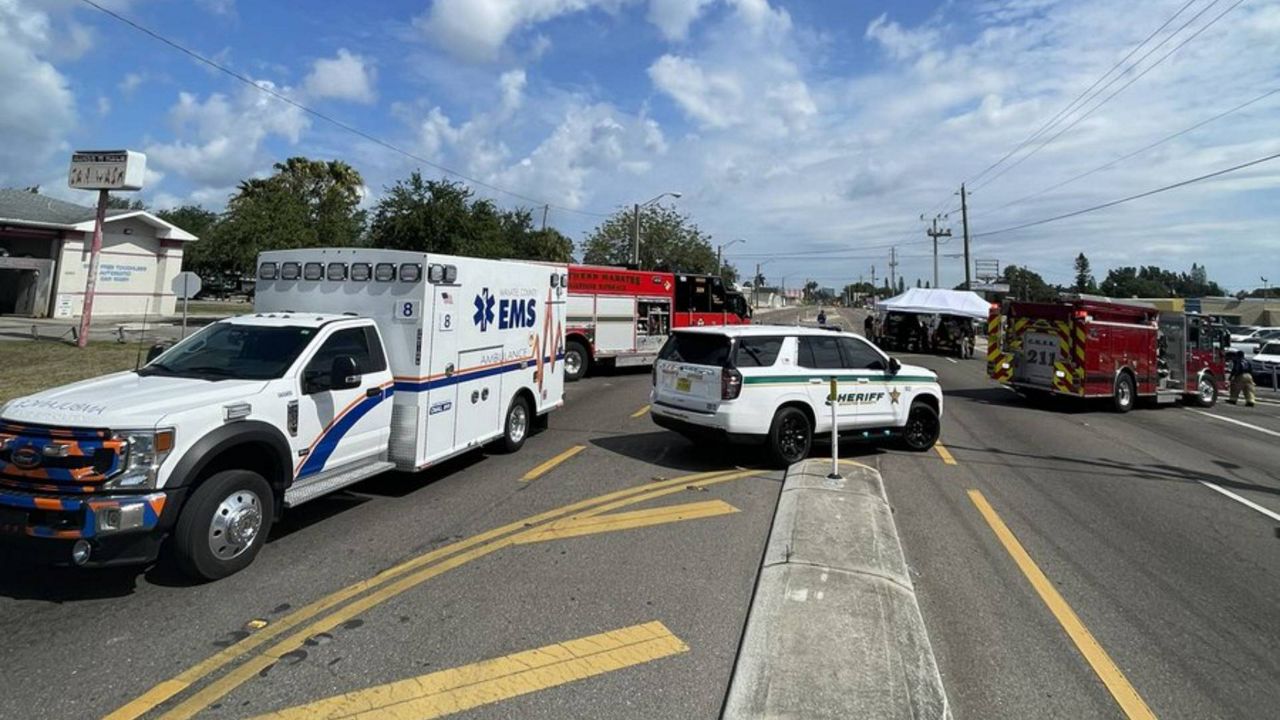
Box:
left=540, top=204, right=549, bottom=232
left=754, top=262, right=761, bottom=309
left=870, top=265, right=877, bottom=297
left=926, top=218, right=952, bottom=290
left=632, top=203, right=641, bottom=267
left=888, top=247, right=899, bottom=292
left=960, top=183, right=972, bottom=290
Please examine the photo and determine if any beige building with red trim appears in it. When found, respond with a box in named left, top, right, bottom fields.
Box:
left=0, top=189, right=197, bottom=319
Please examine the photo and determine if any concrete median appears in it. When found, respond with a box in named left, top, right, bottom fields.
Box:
left=723, top=458, right=950, bottom=720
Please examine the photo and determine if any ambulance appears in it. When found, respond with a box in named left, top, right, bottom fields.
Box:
left=0, top=249, right=566, bottom=579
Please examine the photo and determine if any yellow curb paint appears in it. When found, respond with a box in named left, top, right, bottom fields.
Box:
left=968, top=490, right=1157, bottom=720
left=521, top=445, right=587, bottom=482
left=249, top=622, right=688, bottom=720
left=631, top=404, right=651, bottom=418
left=934, top=443, right=958, bottom=465
left=148, top=470, right=758, bottom=720
left=514, top=500, right=739, bottom=544
left=107, top=467, right=741, bottom=720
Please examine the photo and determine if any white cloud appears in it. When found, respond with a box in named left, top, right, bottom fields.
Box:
left=415, top=0, right=625, bottom=62
left=119, top=72, right=143, bottom=94
left=647, top=0, right=714, bottom=41
left=865, top=12, right=939, bottom=60
left=197, top=0, right=235, bottom=16
left=145, top=80, right=310, bottom=187
left=302, top=48, right=377, bottom=104
left=0, top=0, right=77, bottom=187
left=97, top=95, right=110, bottom=116
left=499, top=68, right=526, bottom=111
left=648, top=55, right=742, bottom=128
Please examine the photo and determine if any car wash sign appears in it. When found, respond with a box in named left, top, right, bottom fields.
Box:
left=68, top=150, right=147, bottom=191
left=473, top=287, right=538, bottom=332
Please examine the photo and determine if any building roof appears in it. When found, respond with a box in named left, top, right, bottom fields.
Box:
left=0, top=188, right=198, bottom=241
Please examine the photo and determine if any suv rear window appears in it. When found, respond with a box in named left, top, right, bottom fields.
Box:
left=659, top=332, right=731, bottom=366
left=734, top=336, right=784, bottom=367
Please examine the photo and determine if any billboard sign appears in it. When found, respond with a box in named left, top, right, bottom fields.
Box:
left=68, top=150, right=147, bottom=191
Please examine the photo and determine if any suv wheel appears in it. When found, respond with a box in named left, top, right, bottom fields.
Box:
left=767, top=406, right=812, bottom=468
left=899, top=402, right=940, bottom=452
left=173, top=470, right=273, bottom=581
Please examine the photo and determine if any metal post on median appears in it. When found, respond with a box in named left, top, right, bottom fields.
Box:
left=828, top=376, right=841, bottom=480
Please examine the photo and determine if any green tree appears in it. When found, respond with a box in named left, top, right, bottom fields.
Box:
left=1073, top=253, right=1096, bottom=294
left=105, top=195, right=146, bottom=210
left=157, top=205, right=221, bottom=275
left=896, top=276, right=906, bottom=294
left=1098, top=264, right=1224, bottom=298
left=719, top=263, right=739, bottom=286
left=803, top=279, right=819, bottom=303
left=581, top=204, right=717, bottom=273
left=1003, top=265, right=1058, bottom=301
left=212, top=157, right=367, bottom=274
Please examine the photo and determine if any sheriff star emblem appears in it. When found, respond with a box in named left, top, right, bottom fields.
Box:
left=889, top=388, right=902, bottom=404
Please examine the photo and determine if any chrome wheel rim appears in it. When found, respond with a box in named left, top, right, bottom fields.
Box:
left=565, top=351, right=582, bottom=377
left=509, top=404, right=529, bottom=443
left=1117, top=380, right=1132, bottom=407
left=1199, top=377, right=1215, bottom=403
left=209, top=489, right=263, bottom=561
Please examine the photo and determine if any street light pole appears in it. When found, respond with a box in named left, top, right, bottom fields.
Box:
left=717, top=238, right=745, bottom=275
left=632, top=191, right=682, bottom=268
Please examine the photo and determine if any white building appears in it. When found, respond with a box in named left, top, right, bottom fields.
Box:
left=0, top=189, right=197, bottom=319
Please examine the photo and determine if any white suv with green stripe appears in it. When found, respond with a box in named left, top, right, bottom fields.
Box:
left=650, top=326, right=942, bottom=467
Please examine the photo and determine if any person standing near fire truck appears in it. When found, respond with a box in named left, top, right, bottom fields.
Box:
left=1228, top=349, right=1257, bottom=407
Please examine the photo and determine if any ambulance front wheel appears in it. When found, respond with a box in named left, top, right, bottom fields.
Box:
left=500, top=395, right=532, bottom=453
left=564, top=341, right=589, bottom=382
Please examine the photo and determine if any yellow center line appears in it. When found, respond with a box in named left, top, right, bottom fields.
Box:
left=967, top=490, right=1157, bottom=720
left=521, top=445, right=587, bottom=482
left=934, top=443, right=957, bottom=465
left=513, top=500, right=739, bottom=544
left=631, top=404, right=651, bottom=418
left=248, top=621, right=688, bottom=720
left=106, top=467, right=742, bottom=720
left=152, top=470, right=760, bottom=720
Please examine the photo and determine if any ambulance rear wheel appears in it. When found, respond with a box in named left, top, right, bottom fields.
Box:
left=1113, top=373, right=1135, bottom=413
left=564, top=341, right=589, bottom=382
left=500, top=395, right=532, bottom=453
left=766, top=407, right=812, bottom=468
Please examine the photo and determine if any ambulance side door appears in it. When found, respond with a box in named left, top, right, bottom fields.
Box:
left=422, top=285, right=460, bottom=463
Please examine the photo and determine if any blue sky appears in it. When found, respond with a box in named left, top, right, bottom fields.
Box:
left=5, top=0, right=1280, bottom=291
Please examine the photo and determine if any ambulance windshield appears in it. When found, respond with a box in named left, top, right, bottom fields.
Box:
left=140, top=323, right=317, bottom=381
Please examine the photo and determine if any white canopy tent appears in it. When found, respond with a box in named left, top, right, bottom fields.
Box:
left=875, top=288, right=991, bottom=320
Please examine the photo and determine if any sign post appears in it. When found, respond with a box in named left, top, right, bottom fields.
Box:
left=68, top=150, right=146, bottom=348
left=827, top=376, right=841, bottom=480
left=171, top=271, right=202, bottom=339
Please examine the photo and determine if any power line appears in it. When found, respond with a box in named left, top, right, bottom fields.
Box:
left=973, top=149, right=1280, bottom=238
left=733, top=238, right=931, bottom=259
left=76, top=0, right=612, bottom=218
left=973, top=0, right=1245, bottom=193
left=963, top=0, right=1201, bottom=190
left=974, top=86, right=1280, bottom=217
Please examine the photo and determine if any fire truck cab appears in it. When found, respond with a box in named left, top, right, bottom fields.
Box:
left=564, top=266, right=750, bottom=381
left=988, top=298, right=1228, bottom=412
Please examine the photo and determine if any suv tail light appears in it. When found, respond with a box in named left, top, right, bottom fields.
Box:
left=721, top=367, right=743, bottom=400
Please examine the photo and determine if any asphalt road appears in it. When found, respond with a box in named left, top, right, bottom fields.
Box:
left=804, top=305, right=1280, bottom=720
left=0, top=367, right=783, bottom=720
left=4, top=304, right=1279, bottom=719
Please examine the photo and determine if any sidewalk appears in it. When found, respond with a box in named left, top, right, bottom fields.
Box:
left=0, top=314, right=228, bottom=343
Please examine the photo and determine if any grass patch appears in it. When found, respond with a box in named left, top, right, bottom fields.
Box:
left=181, top=300, right=253, bottom=316
left=0, top=341, right=143, bottom=404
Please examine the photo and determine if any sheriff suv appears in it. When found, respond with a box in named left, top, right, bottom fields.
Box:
left=650, top=326, right=943, bottom=466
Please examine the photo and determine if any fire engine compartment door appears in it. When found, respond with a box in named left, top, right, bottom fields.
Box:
left=594, top=296, right=638, bottom=353
left=1020, top=332, right=1061, bottom=386
left=1158, top=314, right=1187, bottom=388
left=636, top=298, right=671, bottom=354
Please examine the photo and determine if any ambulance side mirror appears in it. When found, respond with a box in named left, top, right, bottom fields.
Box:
left=888, top=357, right=902, bottom=376
left=329, top=356, right=361, bottom=391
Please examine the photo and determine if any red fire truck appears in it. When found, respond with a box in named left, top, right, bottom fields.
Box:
left=564, top=265, right=751, bottom=381
left=987, top=298, right=1228, bottom=411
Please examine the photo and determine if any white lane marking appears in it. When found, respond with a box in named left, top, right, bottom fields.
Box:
left=1188, top=409, right=1280, bottom=439
left=1199, top=481, right=1280, bottom=523
left=946, top=357, right=958, bottom=364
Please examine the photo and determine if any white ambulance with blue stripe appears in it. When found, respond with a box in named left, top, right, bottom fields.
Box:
left=0, top=248, right=566, bottom=579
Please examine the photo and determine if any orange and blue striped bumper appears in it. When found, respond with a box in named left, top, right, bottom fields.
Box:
left=0, top=489, right=166, bottom=539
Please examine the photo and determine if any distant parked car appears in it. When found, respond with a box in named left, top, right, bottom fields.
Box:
left=1235, top=328, right=1280, bottom=355
left=1229, top=325, right=1262, bottom=343
left=1252, top=342, right=1280, bottom=387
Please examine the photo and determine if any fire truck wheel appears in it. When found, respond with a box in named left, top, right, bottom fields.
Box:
left=172, top=470, right=274, bottom=581
left=1195, top=373, right=1218, bottom=407
left=564, top=341, right=589, bottom=382
left=900, top=402, right=940, bottom=452
left=499, top=395, right=532, bottom=453
left=1113, top=372, right=1135, bottom=413
left=766, top=406, right=812, bottom=468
